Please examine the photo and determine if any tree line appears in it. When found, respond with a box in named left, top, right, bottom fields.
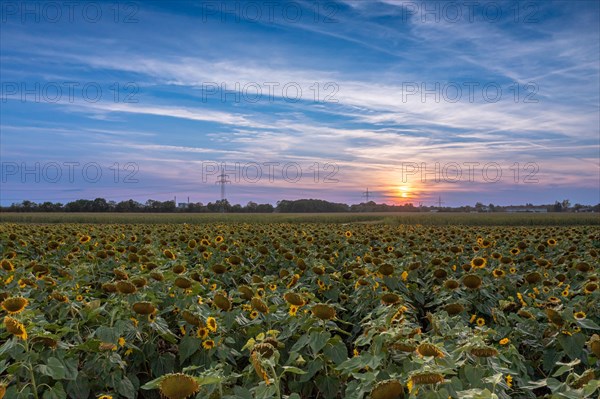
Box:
left=1, top=198, right=597, bottom=213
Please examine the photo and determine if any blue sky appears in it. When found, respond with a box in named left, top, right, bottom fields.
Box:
left=1, top=0, right=599, bottom=206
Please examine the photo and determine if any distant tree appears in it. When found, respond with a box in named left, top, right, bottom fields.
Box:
left=553, top=201, right=563, bottom=212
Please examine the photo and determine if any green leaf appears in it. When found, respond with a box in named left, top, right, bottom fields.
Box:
left=179, top=335, right=200, bottom=363
left=67, top=374, right=90, bottom=399
left=323, top=336, right=348, bottom=365
left=118, top=377, right=136, bottom=399
left=576, top=318, right=600, bottom=330
left=291, top=333, right=310, bottom=352
left=309, top=330, right=330, bottom=354
left=42, top=382, right=67, bottom=399
left=151, top=352, right=175, bottom=377
left=316, top=374, right=340, bottom=398
left=39, top=357, right=66, bottom=380
left=282, top=366, right=307, bottom=375
left=558, top=333, right=586, bottom=360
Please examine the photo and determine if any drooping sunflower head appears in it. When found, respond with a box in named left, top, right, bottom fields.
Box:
left=381, top=293, right=401, bottom=306
left=369, top=379, right=405, bottom=399
left=311, top=304, right=336, bottom=320
left=251, top=298, right=269, bottom=314
left=1, top=296, right=29, bottom=314
left=443, top=303, right=464, bottom=315
left=462, top=274, right=482, bottom=290
left=132, top=302, right=156, bottom=315
left=4, top=316, right=27, bottom=340
left=158, top=373, right=199, bottom=399
left=115, top=281, right=137, bottom=294
left=410, top=372, right=444, bottom=385
left=213, top=293, right=232, bottom=311
left=174, top=277, right=193, bottom=289
left=283, top=292, right=305, bottom=307
left=416, top=343, right=444, bottom=358
left=470, top=346, right=498, bottom=358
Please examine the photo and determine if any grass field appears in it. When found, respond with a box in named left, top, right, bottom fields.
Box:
left=0, top=212, right=598, bottom=225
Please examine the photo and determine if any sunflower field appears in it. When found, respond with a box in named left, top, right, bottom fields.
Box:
left=0, top=222, right=598, bottom=399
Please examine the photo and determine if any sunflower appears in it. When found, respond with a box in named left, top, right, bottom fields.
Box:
left=476, top=317, right=485, bottom=327
left=249, top=310, right=259, bottom=319
left=410, top=372, right=444, bottom=385
left=344, top=231, right=352, bottom=238
left=470, top=257, right=486, bottom=268
left=202, top=339, right=215, bottom=350
left=584, top=282, right=598, bottom=294
left=4, top=316, right=27, bottom=340
left=206, top=317, right=217, bottom=332
left=547, top=238, right=557, bottom=246
left=197, top=327, right=209, bottom=339
left=499, top=338, right=510, bottom=345
left=158, top=373, right=200, bottom=399
left=1, top=296, right=29, bottom=314
left=148, top=313, right=156, bottom=323
left=369, top=379, right=404, bottom=399
left=463, top=274, right=482, bottom=290
left=574, top=311, right=586, bottom=320
left=492, top=269, right=505, bottom=278
left=311, top=304, right=336, bottom=320
left=289, top=305, right=299, bottom=316
left=0, top=259, right=14, bottom=272
left=98, top=395, right=113, bottom=399
left=79, top=235, right=91, bottom=244
left=163, top=249, right=177, bottom=260
left=416, top=343, right=444, bottom=358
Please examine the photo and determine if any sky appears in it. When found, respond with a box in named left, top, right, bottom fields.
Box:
left=1, top=0, right=599, bottom=207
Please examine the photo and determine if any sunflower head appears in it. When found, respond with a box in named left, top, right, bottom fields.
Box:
left=410, top=372, right=444, bottom=385
left=213, top=293, right=232, bottom=311
left=443, top=303, right=464, bottom=315
left=462, top=274, right=482, bottom=290
left=4, top=316, right=27, bottom=340
left=381, top=293, right=401, bottom=305
left=158, top=373, right=199, bottom=399
left=1, top=296, right=29, bottom=314
left=470, top=346, right=498, bottom=358
left=283, top=292, right=305, bottom=306
left=251, top=298, right=269, bottom=314
left=115, top=281, right=137, bottom=294
left=311, top=304, right=336, bottom=320
left=416, top=343, right=444, bottom=358
left=174, top=277, right=192, bottom=289
left=132, top=302, right=156, bottom=315
left=369, top=379, right=405, bottom=399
